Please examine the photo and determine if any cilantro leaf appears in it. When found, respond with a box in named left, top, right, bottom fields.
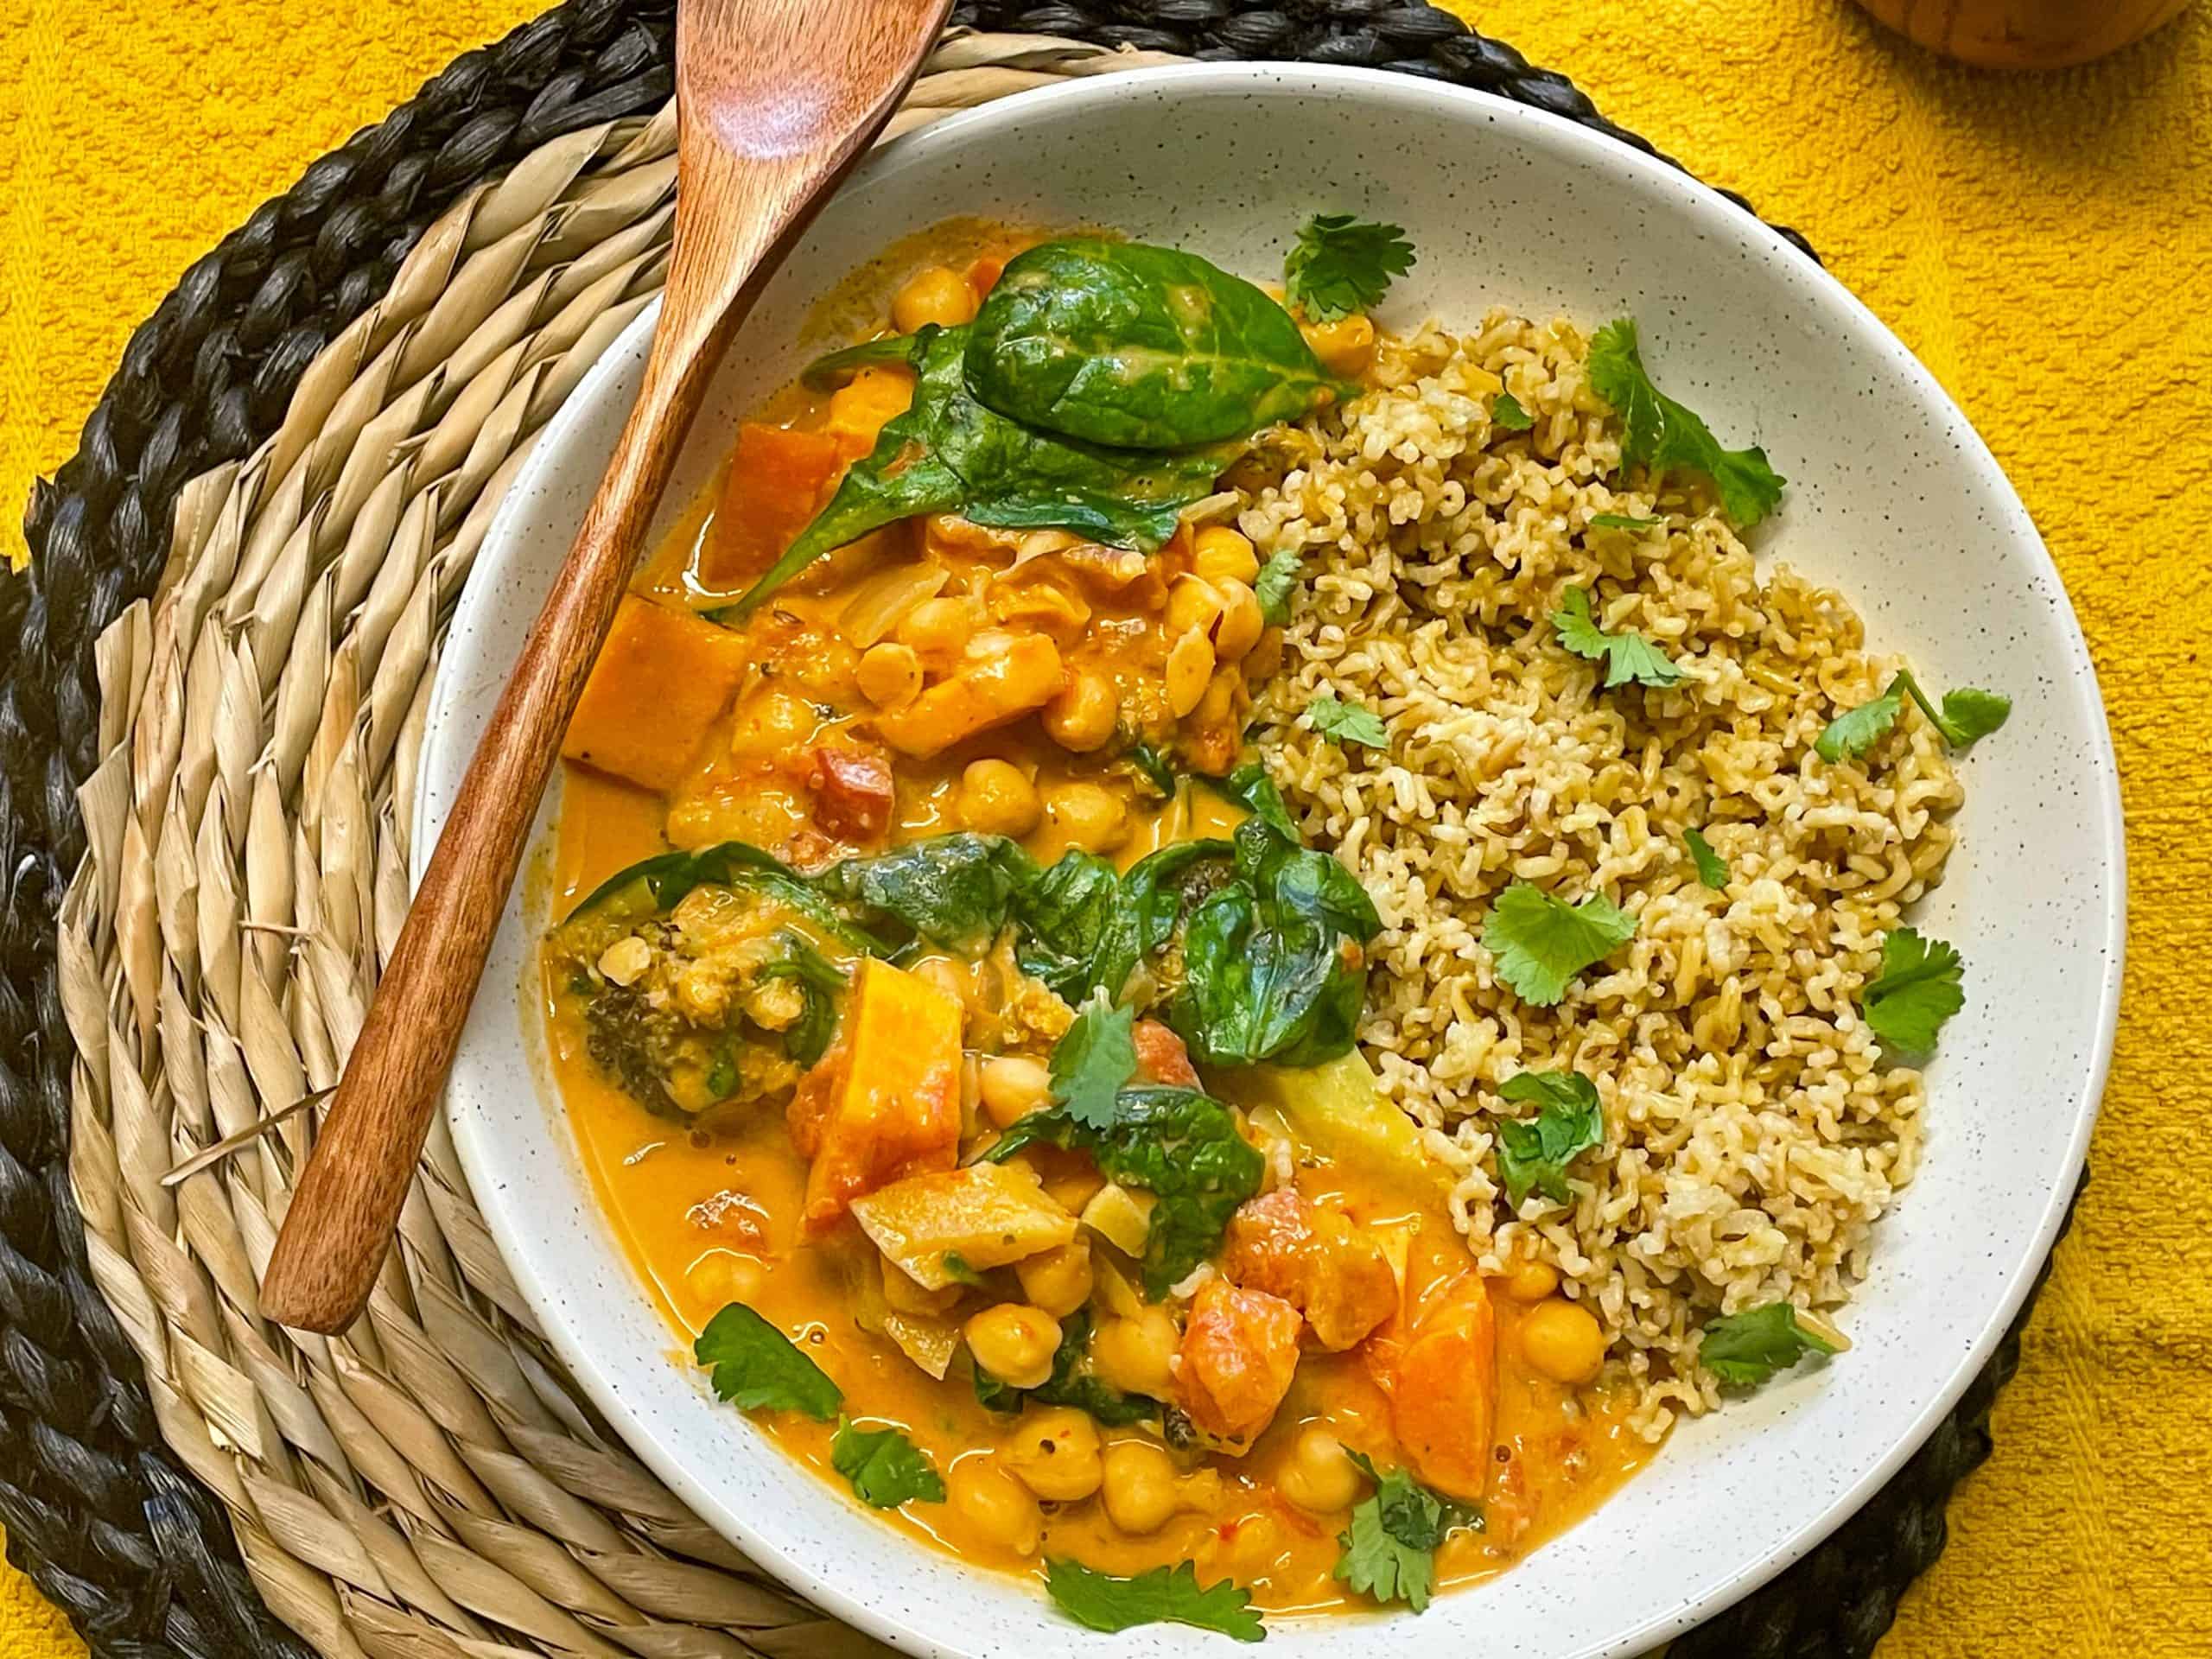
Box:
left=1815, top=677, right=1905, bottom=763
left=1551, top=586, right=1684, bottom=689
left=1254, top=549, right=1301, bottom=626
left=1284, top=213, right=1415, bottom=324
left=1586, top=318, right=1785, bottom=527
left=1481, top=881, right=1638, bottom=1007
left=1493, top=1071, right=1605, bottom=1206
left=830, top=1418, right=944, bottom=1508
left=1699, top=1301, right=1841, bottom=1389
left=1818, top=671, right=2012, bottom=765
left=1490, top=391, right=1534, bottom=431
left=1684, top=827, right=1728, bottom=889
left=1333, top=1452, right=1477, bottom=1613
left=1588, top=512, right=1665, bottom=531
left=1859, top=926, right=1964, bottom=1057
left=1306, top=695, right=1388, bottom=749
left=1050, top=998, right=1138, bottom=1131
left=1045, top=1559, right=1264, bottom=1642
left=694, top=1304, right=842, bottom=1421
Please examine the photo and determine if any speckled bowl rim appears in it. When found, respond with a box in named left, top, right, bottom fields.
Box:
left=420, top=62, right=2125, bottom=1659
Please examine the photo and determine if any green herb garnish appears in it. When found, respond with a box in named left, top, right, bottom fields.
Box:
left=1816, top=670, right=2011, bottom=764
left=1490, top=391, right=1534, bottom=431
left=1587, top=318, right=1785, bottom=528
left=1684, top=828, right=1728, bottom=890
left=1284, top=213, right=1415, bottom=324
left=1050, top=997, right=1139, bottom=1130
left=1044, top=1559, right=1264, bottom=1642
left=830, top=1418, right=945, bottom=1508
left=1859, top=927, right=1964, bottom=1057
left=1481, top=880, right=1637, bottom=1007
left=1333, top=1452, right=1478, bottom=1613
left=1253, top=548, right=1301, bottom=626
left=1699, top=1302, right=1841, bottom=1389
left=1588, top=512, right=1664, bottom=531
left=1552, top=586, right=1684, bottom=689
left=1494, top=1071, right=1605, bottom=1206
left=1306, top=695, right=1388, bottom=748
left=694, top=1304, right=842, bottom=1421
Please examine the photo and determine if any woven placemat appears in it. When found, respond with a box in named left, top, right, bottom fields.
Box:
left=3, top=3, right=2076, bottom=1657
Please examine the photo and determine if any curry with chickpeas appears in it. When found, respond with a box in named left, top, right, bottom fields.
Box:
left=541, top=224, right=1652, bottom=1636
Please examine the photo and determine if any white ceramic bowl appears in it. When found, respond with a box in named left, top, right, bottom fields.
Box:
left=417, top=63, right=2123, bottom=1659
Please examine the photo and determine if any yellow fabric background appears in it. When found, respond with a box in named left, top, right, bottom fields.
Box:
left=3, top=0, right=2208, bottom=1653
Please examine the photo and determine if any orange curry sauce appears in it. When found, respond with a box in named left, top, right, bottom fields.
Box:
left=537, top=222, right=1651, bottom=1613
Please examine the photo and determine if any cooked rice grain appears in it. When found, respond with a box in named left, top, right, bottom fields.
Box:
left=1237, top=311, right=1961, bottom=1436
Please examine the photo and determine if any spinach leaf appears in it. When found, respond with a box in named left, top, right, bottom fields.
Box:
left=965, top=238, right=1334, bottom=449
left=1208, top=761, right=1299, bottom=839
left=566, top=842, right=882, bottom=953
left=1012, top=849, right=1140, bottom=1004
left=1122, top=840, right=1236, bottom=959
left=974, top=1308, right=1159, bottom=1426
left=723, top=325, right=1231, bottom=620
left=800, top=332, right=925, bottom=388
left=1128, top=741, right=1179, bottom=798
left=817, top=833, right=1036, bottom=955
left=987, top=1086, right=1265, bottom=1297
left=1168, top=817, right=1378, bottom=1069
left=757, top=931, right=847, bottom=1065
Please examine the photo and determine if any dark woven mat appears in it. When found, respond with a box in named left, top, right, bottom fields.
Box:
left=2, top=2, right=2075, bottom=1655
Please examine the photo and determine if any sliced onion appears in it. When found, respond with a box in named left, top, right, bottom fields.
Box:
left=838, top=561, right=950, bottom=648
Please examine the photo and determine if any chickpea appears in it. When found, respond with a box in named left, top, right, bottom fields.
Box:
left=1090, top=1307, right=1179, bottom=1400
left=728, top=686, right=817, bottom=756
left=980, top=1055, right=1052, bottom=1128
left=1277, top=1425, right=1362, bottom=1513
left=1041, top=669, right=1119, bottom=753
left=897, top=595, right=980, bottom=658
left=1301, top=312, right=1377, bottom=378
left=1002, top=1405, right=1103, bottom=1503
left=1166, top=575, right=1224, bottom=638
left=1016, top=1240, right=1094, bottom=1319
left=1501, top=1258, right=1560, bottom=1303
left=1165, top=628, right=1217, bottom=719
left=965, top=1304, right=1062, bottom=1390
left=1521, top=1298, right=1607, bottom=1386
left=855, top=641, right=923, bottom=709
left=1041, top=781, right=1129, bottom=855
left=685, top=1251, right=766, bottom=1309
left=892, top=264, right=979, bottom=333
left=946, top=1454, right=1042, bottom=1556
left=1210, top=579, right=1263, bottom=662
left=1101, top=1440, right=1180, bottom=1535
left=1192, top=524, right=1260, bottom=586
left=958, top=758, right=1043, bottom=837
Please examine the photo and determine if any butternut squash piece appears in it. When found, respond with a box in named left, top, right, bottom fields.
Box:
left=788, top=958, right=963, bottom=1234
left=1370, top=1269, right=1497, bottom=1504
left=850, top=1162, right=1077, bottom=1289
left=1220, top=1187, right=1396, bottom=1352
left=562, top=595, right=749, bottom=791
left=1177, top=1279, right=1303, bottom=1449
left=698, top=424, right=844, bottom=589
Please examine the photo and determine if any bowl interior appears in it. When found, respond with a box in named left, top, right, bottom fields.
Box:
left=417, top=63, right=2120, bottom=1659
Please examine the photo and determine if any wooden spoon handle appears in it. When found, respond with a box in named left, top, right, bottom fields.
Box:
left=259, top=284, right=743, bottom=1332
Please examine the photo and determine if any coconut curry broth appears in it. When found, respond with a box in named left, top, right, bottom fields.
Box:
left=538, top=229, right=1649, bottom=1613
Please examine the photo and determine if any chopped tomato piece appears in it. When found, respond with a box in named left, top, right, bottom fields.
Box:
left=563, top=595, right=749, bottom=791
left=1177, top=1279, right=1303, bottom=1446
left=699, top=424, right=844, bottom=588
left=1367, top=1269, right=1497, bottom=1503
left=1221, top=1187, right=1397, bottom=1351
left=789, top=959, right=963, bottom=1233
left=809, top=743, right=895, bottom=842
left=966, top=254, right=1007, bottom=299
left=1132, top=1020, right=1200, bottom=1088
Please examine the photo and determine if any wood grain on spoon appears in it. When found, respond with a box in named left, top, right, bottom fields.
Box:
left=258, top=0, right=956, bottom=1334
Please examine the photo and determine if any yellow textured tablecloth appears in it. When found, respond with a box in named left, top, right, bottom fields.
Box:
left=3, top=1, right=2209, bottom=1654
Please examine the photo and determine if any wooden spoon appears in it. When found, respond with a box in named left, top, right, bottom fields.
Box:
left=259, top=0, right=953, bottom=1333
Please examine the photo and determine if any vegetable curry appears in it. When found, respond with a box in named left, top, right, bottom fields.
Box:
left=540, top=223, right=1651, bottom=1633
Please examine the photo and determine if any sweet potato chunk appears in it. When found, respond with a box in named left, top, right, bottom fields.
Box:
left=1177, top=1278, right=1303, bottom=1447
left=872, top=634, right=1064, bottom=758
left=850, top=1162, right=1077, bottom=1289
left=1371, top=1269, right=1497, bottom=1504
left=563, top=595, right=750, bottom=791
left=1220, top=1187, right=1397, bottom=1352
left=787, top=958, right=962, bottom=1233
left=698, top=424, right=844, bottom=588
